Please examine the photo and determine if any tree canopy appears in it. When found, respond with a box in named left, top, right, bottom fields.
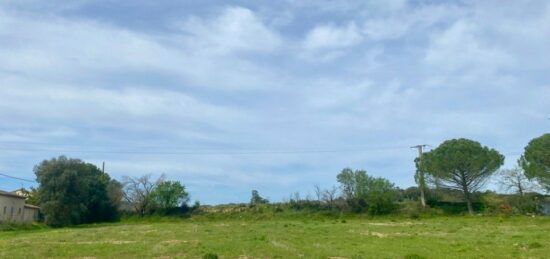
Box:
left=422, top=138, right=504, bottom=214
left=521, top=133, right=550, bottom=190
left=336, top=168, right=399, bottom=214
left=34, top=156, right=121, bottom=226
left=151, top=180, right=189, bottom=209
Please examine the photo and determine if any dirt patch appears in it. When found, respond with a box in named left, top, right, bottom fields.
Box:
left=270, top=240, right=290, bottom=250
left=368, top=231, right=389, bottom=238
left=216, top=223, right=230, bottom=227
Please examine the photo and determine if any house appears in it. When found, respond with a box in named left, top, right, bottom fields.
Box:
left=0, top=190, right=40, bottom=223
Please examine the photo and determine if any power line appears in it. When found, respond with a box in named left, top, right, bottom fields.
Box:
left=0, top=173, right=35, bottom=183
left=0, top=140, right=409, bottom=151
left=0, top=145, right=412, bottom=156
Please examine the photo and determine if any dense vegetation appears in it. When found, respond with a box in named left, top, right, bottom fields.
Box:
left=17, top=134, right=550, bottom=227
left=34, top=157, right=121, bottom=226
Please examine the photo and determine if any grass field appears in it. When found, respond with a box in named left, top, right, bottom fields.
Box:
left=1, top=216, right=549, bottom=258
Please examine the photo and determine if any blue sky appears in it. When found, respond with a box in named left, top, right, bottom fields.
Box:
left=0, top=0, right=548, bottom=204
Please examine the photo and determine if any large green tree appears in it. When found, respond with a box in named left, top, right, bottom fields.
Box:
left=520, top=133, right=550, bottom=190
left=34, top=156, right=121, bottom=226
left=422, top=139, right=504, bottom=215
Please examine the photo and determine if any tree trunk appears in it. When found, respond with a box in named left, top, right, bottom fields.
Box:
left=466, top=197, right=473, bottom=215
left=420, top=188, right=426, bottom=208
left=460, top=172, right=474, bottom=215
left=463, top=188, right=473, bottom=215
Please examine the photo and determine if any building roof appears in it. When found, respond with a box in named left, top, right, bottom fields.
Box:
left=0, top=190, right=26, bottom=199
left=24, top=204, right=40, bottom=209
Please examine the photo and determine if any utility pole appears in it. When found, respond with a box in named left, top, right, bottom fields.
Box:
left=102, top=161, right=105, bottom=174
left=411, top=145, right=428, bottom=208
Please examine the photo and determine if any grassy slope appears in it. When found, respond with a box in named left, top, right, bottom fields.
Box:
left=1, top=216, right=549, bottom=258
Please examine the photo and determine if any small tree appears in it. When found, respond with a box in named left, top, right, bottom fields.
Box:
left=122, top=174, right=164, bottom=216
left=321, top=186, right=338, bottom=209
left=496, top=164, right=539, bottom=196
left=336, top=168, right=399, bottom=214
left=313, top=185, right=322, bottom=202
left=151, top=181, right=189, bottom=209
left=422, top=138, right=504, bottom=215
left=250, top=190, right=268, bottom=205
left=336, top=168, right=357, bottom=200
left=521, top=133, right=550, bottom=191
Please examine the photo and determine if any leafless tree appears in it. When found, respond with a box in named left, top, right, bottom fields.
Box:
left=496, top=166, right=540, bottom=196
left=122, top=174, right=165, bottom=216
left=321, top=186, right=338, bottom=209
left=314, top=185, right=322, bottom=202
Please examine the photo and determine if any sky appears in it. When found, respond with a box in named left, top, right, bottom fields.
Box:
left=0, top=0, right=548, bottom=204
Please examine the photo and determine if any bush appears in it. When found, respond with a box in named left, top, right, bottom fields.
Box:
left=481, top=192, right=544, bottom=215
left=0, top=222, right=48, bottom=232
left=427, top=201, right=484, bottom=214
left=362, top=177, right=400, bottom=215
left=202, top=253, right=218, bottom=259
left=509, top=193, right=543, bottom=214
left=400, top=200, right=423, bottom=219
left=481, top=191, right=511, bottom=215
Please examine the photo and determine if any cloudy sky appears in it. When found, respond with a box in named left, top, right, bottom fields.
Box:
left=0, top=0, right=548, bottom=204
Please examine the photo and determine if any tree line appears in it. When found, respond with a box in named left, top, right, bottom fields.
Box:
left=250, top=134, right=549, bottom=216
left=32, top=158, right=191, bottom=227
left=27, top=133, right=550, bottom=226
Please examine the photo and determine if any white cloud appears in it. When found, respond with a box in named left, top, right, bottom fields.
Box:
left=303, top=22, right=362, bottom=49
left=0, top=6, right=283, bottom=91
left=1, top=1, right=549, bottom=203
left=179, top=7, right=282, bottom=54
left=424, top=20, right=512, bottom=73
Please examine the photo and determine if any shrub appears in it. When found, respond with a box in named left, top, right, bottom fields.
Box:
left=363, top=177, right=400, bottom=215
left=528, top=242, right=543, bottom=249
left=400, top=200, right=423, bottom=219
left=202, top=253, right=218, bottom=259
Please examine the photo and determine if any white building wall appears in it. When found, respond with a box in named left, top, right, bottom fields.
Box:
left=0, top=195, right=26, bottom=223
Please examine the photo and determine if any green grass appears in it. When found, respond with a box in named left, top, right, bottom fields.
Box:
left=1, top=216, right=550, bottom=258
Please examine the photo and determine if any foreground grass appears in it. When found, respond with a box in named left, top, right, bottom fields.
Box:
left=1, top=216, right=549, bottom=258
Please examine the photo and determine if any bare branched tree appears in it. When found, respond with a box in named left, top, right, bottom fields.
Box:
left=313, top=185, right=322, bottom=202
left=496, top=166, right=540, bottom=196
left=321, top=186, right=338, bottom=209
left=122, top=174, right=165, bottom=216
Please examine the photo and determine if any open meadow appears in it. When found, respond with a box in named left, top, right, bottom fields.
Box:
left=1, top=216, right=549, bottom=258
